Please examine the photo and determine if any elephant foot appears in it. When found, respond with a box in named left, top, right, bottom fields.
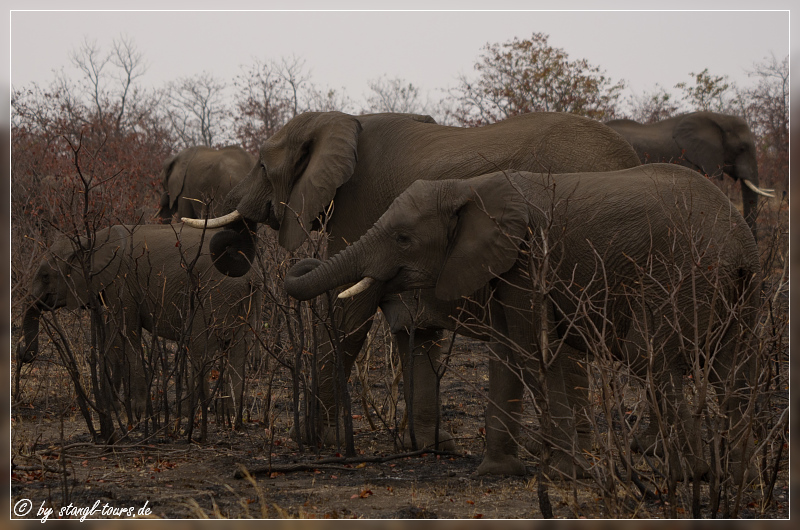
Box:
left=523, top=436, right=593, bottom=480
left=402, top=427, right=457, bottom=452
left=476, top=453, right=527, bottom=476
left=289, top=420, right=344, bottom=448
left=727, top=449, right=757, bottom=486
left=128, top=391, right=148, bottom=423
left=680, top=454, right=712, bottom=482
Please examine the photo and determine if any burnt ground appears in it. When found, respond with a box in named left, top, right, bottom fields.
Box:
left=10, top=331, right=790, bottom=520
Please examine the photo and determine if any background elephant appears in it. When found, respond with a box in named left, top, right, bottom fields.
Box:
left=184, top=110, right=641, bottom=452
left=157, top=145, right=255, bottom=222
left=283, top=165, right=760, bottom=482
left=606, top=111, right=774, bottom=240
left=17, top=224, right=260, bottom=437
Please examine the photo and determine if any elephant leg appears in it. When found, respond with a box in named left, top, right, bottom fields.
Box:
left=521, top=345, right=592, bottom=479
left=221, top=330, right=247, bottom=430
left=708, top=320, right=758, bottom=485
left=186, top=340, right=212, bottom=442
left=103, top=308, right=148, bottom=423
left=123, top=330, right=149, bottom=422
left=396, top=328, right=455, bottom=451
left=546, top=346, right=593, bottom=478
left=620, top=326, right=665, bottom=456
left=298, top=289, right=380, bottom=447
left=649, top=331, right=708, bottom=483
left=476, top=343, right=526, bottom=475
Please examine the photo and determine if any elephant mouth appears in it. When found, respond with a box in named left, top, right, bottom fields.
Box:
left=264, top=209, right=281, bottom=231
left=35, top=295, right=60, bottom=311
left=381, top=267, right=434, bottom=295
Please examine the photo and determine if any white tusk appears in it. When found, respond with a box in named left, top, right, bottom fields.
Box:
left=338, top=277, right=375, bottom=299
left=742, top=179, right=775, bottom=198
left=182, top=210, right=243, bottom=228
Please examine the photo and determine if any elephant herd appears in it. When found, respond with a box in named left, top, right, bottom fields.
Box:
left=18, top=109, right=770, bottom=486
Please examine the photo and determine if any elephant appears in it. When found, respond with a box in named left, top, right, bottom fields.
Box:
left=182, top=110, right=641, bottom=452
left=157, top=145, right=255, bottom=222
left=17, top=223, right=260, bottom=436
left=283, top=165, right=760, bottom=482
left=606, top=111, right=775, bottom=240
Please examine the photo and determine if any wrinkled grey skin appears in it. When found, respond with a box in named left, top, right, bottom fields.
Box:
left=606, top=111, right=772, bottom=240
left=18, top=224, right=259, bottom=432
left=284, top=166, right=759, bottom=482
left=158, top=145, right=255, bottom=221
left=192, top=111, right=640, bottom=452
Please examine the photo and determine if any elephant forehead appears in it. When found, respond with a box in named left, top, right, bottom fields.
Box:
left=391, top=183, right=443, bottom=217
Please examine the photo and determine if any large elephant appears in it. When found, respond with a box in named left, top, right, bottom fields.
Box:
left=606, top=111, right=774, bottom=239
left=17, top=224, right=260, bottom=435
left=183, top=111, right=641, bottom=452
left=157, top=145, right=255, bottom=221
left=283, top=165, right=760, bottom=482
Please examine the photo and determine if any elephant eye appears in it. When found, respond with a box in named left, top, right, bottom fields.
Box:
left=395, top=232, right=411, bottom=246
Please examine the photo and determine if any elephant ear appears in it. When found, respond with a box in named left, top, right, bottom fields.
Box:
left=164, top=150, right=190, bottom=210
left=57, top=226, right=129, bottom=307
left=81, top=226, right=129, bottom=296
left=279, top=113, right=362, bottom=251
left=435, top=173, right=530, bottom=301
left=673, top=114, right=725, bottom=177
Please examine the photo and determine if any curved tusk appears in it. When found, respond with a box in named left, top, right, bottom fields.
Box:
left=338, top=277, right=375, bottom=299
left=182, top=210, right=243, bottom=229
left=742, top=179, right=775, bottom=198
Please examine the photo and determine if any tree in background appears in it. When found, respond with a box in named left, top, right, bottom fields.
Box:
left=11, top=35, right=172, bottom=297
left=448, top=32, right=625, bottom=126
left=233, top=56, right=354, bottom=152
left=744, top=54, right=789, bottom=192
left=164, top=72, right=231, bottom=148
left=675, top=68, right=735, bottom=112
left=363, top=75, right=428, bottom=115
left=67, top=34, right=150, bottom=135
left=624, top=84, right=681, bottom=123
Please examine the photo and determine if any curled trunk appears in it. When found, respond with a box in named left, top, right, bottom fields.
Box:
left=18, top=305, right=42, bottom=363
left=208, top=220, right=258, bottom=277
left=284, top=247, right=365, bottom=301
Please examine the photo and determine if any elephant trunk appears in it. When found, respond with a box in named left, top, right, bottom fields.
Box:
left=284, top=244, right=369, bottom=301
left=17, top=304, right=42, bottom=363
left=185, top=162, right=275, bottom=229
left=157, top=191, right=174, bottom=224
left=208, top=219, right=258, bottom=277
left=735, top=154, right=774, bottom=241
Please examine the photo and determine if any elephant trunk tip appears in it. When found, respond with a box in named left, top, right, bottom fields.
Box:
left=16, top=338, right=38, bottom=364
left=284, top=258, right=327, bottom=301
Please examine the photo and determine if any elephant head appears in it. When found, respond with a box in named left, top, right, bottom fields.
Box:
left=17, top=227, right=127, bottom=363
left=607, top=111, right=774, bottom=240
left=284, top=172, right=530, bottom=303
left=157, top=145, right=255, bottom=223
left=179, top=112, right=361, bottom=276
left=673, top=112, right=775, bottom=237
left=182, top=112, right=438, bottom=277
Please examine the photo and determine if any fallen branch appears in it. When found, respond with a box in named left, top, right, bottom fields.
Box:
left=234, top=447, right=462, bottom=478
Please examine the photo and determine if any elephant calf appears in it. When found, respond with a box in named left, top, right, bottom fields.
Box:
left=284, top=164, right=760, bottom=483
left=18, top=223, right=260, bottom=435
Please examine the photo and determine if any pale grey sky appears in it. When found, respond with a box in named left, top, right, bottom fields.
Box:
left=5, top=2, right=792, bottom=113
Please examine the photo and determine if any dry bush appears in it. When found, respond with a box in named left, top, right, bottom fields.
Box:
left=465, top=177, right=789, bottom=518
